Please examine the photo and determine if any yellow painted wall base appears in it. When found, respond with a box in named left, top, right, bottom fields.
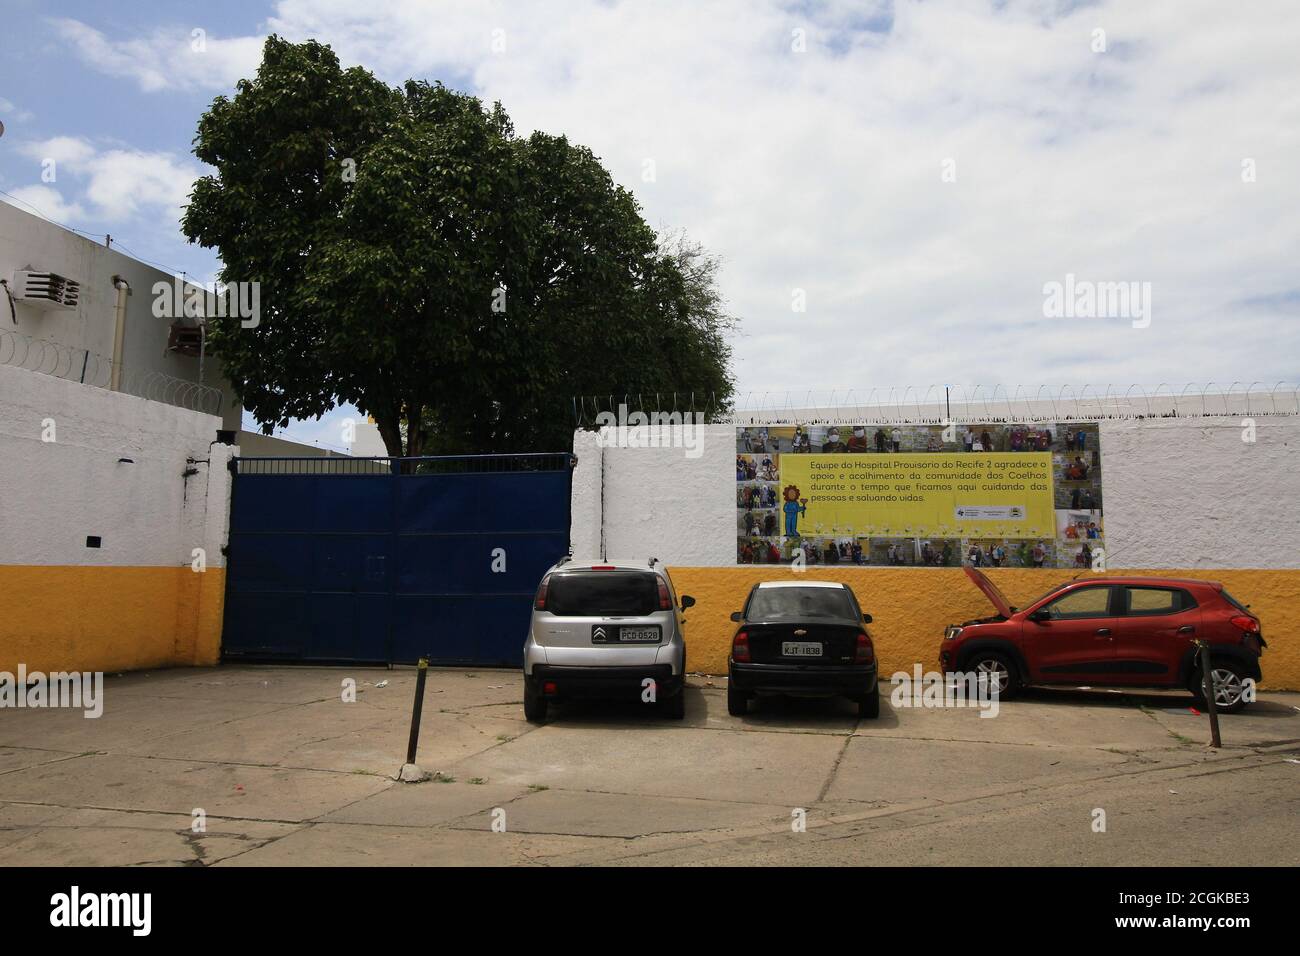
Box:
left=0, top=566, right=225, bottom=674
left=4, top=563, right=1290, bottom=689
left=667, top=567, right=1300, bottom=690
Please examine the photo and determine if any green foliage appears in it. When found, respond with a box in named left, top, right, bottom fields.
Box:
left=183, top=36, right=734, bottom=455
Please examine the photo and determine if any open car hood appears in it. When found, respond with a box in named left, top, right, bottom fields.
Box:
left=963, top=566, right=1014, bottom=618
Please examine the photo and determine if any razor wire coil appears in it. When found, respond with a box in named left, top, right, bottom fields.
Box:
left=0, top=326, right=224, bottom=416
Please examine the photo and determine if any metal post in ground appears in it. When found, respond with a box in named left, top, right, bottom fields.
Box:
left=397, top=658, right=431, bottom=782
left=1197, top=641, right=1222, bottom=749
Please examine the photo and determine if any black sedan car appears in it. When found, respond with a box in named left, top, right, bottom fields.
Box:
left=727, top=581, right=879, bottom=718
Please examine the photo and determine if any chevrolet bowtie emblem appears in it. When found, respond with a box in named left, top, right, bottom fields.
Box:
left=794, top=629, right=807, bottom=636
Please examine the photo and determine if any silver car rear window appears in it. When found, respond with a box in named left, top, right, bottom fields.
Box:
left=546, top=571, right=659, bottom=616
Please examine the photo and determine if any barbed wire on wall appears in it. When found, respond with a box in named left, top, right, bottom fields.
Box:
left=573, top=383, right=1300, bottom=427
left=572, top=392, right=721, bottom=426
left=0, top=326, right=225, bottom=417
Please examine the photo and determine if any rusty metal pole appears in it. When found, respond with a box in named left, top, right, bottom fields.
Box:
left=1197, top=641, right=1222, bottom=749
left=406, top=658, right=429, bottom=765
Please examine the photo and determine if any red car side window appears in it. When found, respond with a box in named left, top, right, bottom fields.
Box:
left=1124, top=586, right=1196, bottom=615
left=1125, top=587, right=1177, bottom=615
left=1042, top=586, right=1112, bottom=620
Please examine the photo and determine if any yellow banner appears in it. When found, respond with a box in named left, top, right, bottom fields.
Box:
left=778, top=453, right=1055, bottom=539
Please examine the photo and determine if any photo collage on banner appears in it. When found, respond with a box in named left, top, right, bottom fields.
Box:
left=735, top=423, right=1103, bottom=568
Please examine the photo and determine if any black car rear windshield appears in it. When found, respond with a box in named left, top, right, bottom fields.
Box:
left=747, top=587, right=856, bottom=620
left=546, top=571, right=659, bottom=616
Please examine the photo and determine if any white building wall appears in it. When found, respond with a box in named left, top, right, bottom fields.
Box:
left=348, top=419, right=389, bottom=457
left=0, top=201, right=240, bottom=430
left=575, top=417, right=1300, bottom=570
left=238, top=431, right=344, bottom=458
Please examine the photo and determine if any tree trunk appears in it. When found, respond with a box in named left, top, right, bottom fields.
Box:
left=374, top=412, right=404, bottom=458
left=405, top=404, right=424, bottom=458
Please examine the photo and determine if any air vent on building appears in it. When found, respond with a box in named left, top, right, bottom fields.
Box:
left=12, top=269, right=81, bottom=311
left=167, top=321, right=204, bottom=356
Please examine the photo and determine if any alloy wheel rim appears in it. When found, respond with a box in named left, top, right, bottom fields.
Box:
left=975, top=659, right=1010, bottom=693
left=1211, top=668, right=1243, bottom=707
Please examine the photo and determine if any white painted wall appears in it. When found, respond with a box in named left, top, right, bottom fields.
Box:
left=0, top=363, right=231, bottom=569
left=570, top=429, right=604, bottom=559
left=574, top=416, right=1300, bottom=569
left=577, top=424, right=736, bottom=564
left=1099, top=416, right=1300, bottom=569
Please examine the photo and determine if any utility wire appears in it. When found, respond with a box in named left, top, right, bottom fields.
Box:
left=0, top=188, right=108, bottom=241
left=0, top=189, right=204, bottom=279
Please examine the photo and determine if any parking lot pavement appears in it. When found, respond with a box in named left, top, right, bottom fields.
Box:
left=1, top=665, right=1297, bottom=866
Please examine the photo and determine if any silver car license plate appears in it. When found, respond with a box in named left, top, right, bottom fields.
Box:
left=619, top=626, right=660, bottom=643
left=782, top=641, right=822, bottom=657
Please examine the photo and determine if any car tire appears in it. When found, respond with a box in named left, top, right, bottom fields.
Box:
left=662, top=688, right=686, bottom=719
left=523, top=679, right=548, bottom=723
left=1190, top=661, right=1250, bottom=714
left=727, top=680, right=749, bottom=716
left=857, top=691, right=880, bottom=719
left=965, top=651, right=1019, bottom=700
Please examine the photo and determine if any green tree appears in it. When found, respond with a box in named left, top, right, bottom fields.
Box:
left=183, top=36, right=734, bottom=456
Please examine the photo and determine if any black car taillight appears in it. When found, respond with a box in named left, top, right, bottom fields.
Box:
left=534, top=574, right=551, bottom=611
left=855, top=631, right=874, bottom=663
left=732, top=631, right=750, bottom=663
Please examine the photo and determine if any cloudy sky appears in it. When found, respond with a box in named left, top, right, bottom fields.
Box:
left=1, top=0, right=1297, bottom=445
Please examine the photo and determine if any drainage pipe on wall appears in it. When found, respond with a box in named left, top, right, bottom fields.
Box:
left=109, top=275, right=130, bottom=391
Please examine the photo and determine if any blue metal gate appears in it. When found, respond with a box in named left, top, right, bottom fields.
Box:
left=222, top=454, right=574, bottom=666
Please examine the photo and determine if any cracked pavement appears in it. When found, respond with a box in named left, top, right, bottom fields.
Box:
left=1, top=665, right=1298, bottom=866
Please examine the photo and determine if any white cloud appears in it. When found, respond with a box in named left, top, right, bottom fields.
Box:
left=7, top=137, right=198, bottom=230
left=52, top=0, right=1300, bottom=391
left=19, top=136, right=96, bottom=167
left=3, top=185, right=86, bottom=224
left=81, top=150, right=197, bottom=223
left=0, top=97, right=35, bottom=122
left=52, top=18, right=263, bottom=93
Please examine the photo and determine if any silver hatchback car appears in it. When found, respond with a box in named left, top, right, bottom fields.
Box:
left=523, top=557, right=695, bottom=722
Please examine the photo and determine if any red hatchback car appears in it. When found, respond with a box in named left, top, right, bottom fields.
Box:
left=940, top=568, right=1265, bottom=712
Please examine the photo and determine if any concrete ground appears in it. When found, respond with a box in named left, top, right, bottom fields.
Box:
left=2, top=665, right=1298, bottom=866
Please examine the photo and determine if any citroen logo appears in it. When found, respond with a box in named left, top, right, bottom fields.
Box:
left=593, top=627, right=607, bottom=641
